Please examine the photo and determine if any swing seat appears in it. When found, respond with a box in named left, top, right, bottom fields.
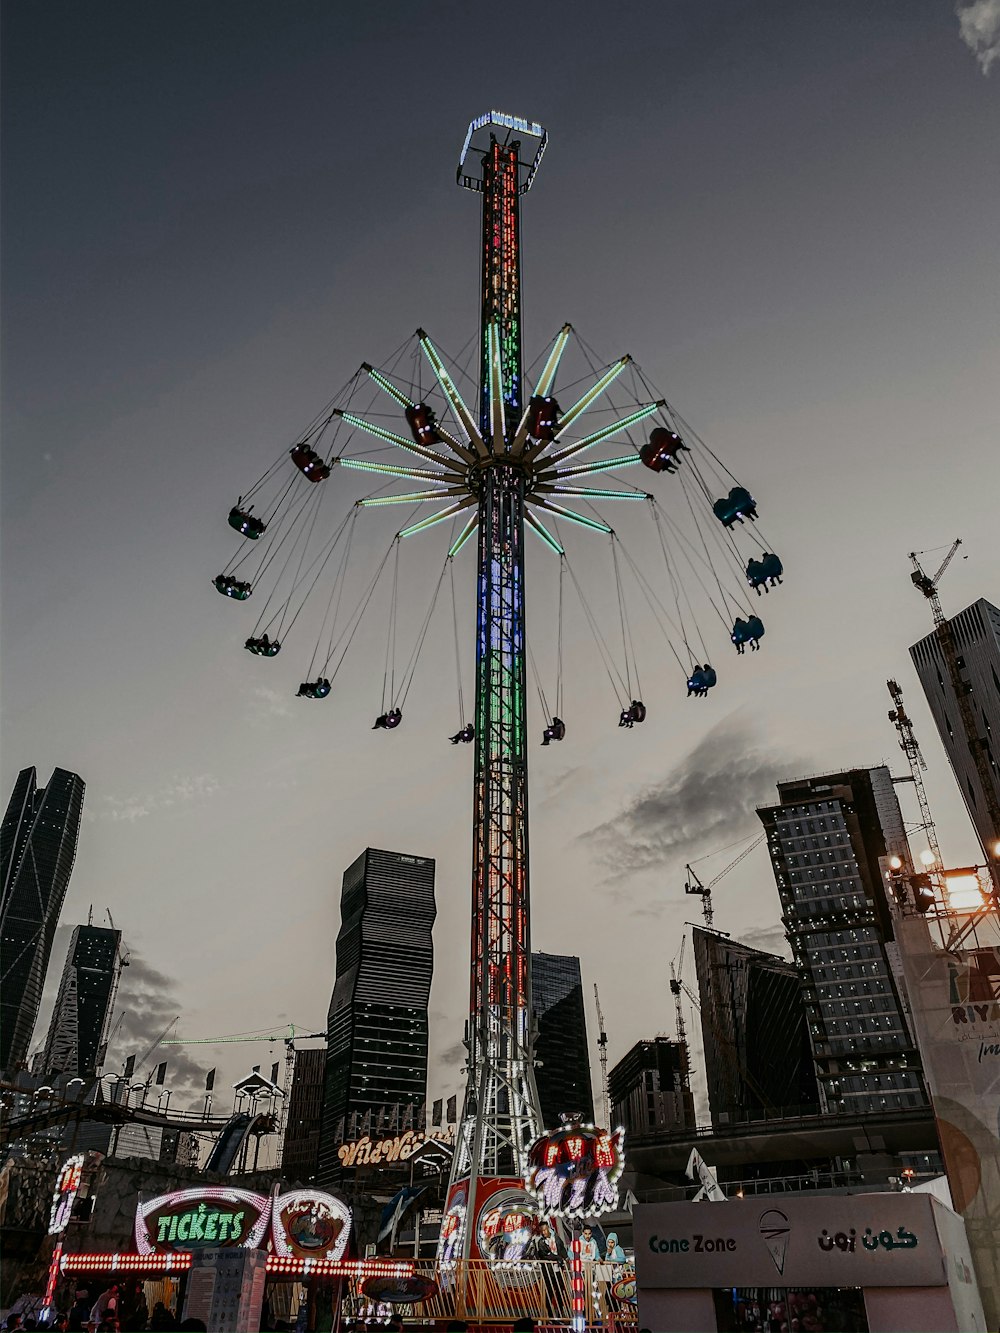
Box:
left=713, top=486, right=757, bottom=528
left=640, top=428, right=686, bottom=473
left=290, top=443, right=330, bottom=482
left=405, top=403, right=442, bottom=447
left=450, top=724, right=475, bottom=744
left=297, top=678, right=331, bottom=699
left=229, top=506, right=266, bottom=538
left=628, top=700, right=646, bottom=723
left=761, top=552, right=782, bottom=582
left=214, top=574, right=252, bottom=599
left=245, top=636, right=281, bottom=656
left=542, top=717, right=566, bottom=745
left=374, top=708, right=402, bottom=730
left=526, top=395, right=561, bottom=442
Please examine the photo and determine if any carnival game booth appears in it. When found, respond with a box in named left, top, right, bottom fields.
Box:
left=55, top=1183, right=415, bottom=1332
left=634, top=1193, right=984, bottom=1333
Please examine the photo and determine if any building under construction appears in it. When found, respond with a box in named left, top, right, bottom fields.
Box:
left=691, top=925, right=819, bottom=1126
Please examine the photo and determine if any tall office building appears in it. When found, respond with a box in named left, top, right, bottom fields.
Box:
left=317, top=848, right=436, bottom=1186
left=282, top=1045, right=326, bottom=1181
left=692, top=925, right=819, bottom=1126
left=757, top=767, right=928, bottom=1116
left=1, top=767, right=85, bottom=1072
left=41, top=923, right=122, bottom=1078
left=608, top=1038, right=695, bottom=1137
left=532, top=951, right=595, bottom=1129
left=909, top=597, right=1000, bottom=859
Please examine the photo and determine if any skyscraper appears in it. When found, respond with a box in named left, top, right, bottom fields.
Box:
left=532, top=951, right=594, bottom=1130
left=42, top=923, right=122, bottom=1078
left=692, top=925, right=819, bottom=1126
left=757, top=767, right=928, bottom=1116
left=317, top=848, right=436, bottom=1186
left=282, top=1045, right=326, bottom=1181
left=1, top=767, right=85, bottom=1072
left=909, top=597, right=1000, bottom=859
left=608, top=1038, right=695, bottom=1137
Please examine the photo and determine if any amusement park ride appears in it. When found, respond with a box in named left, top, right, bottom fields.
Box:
left=213, top=112, right=787, bottom=1289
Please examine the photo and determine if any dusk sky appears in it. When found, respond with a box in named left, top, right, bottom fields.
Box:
left=3, top=1, right=998, bottom=1136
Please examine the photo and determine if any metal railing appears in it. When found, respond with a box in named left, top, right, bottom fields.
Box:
left=344, top=1260, right=636, bottom=1328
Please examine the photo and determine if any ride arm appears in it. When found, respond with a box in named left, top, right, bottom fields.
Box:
left=530, top=497, right=612, bottom=534
left=523, top=357, right=632, bottom=462
left=510, top=323, right=572, bottom=453
left=417, top=329, right=488, bottom=458
left=397, top=496, right=477, bottom=539
left=362, top=362, right=471, bottom=458
left=541, top=402, right=663, bottom=469
left=334, top=410, right=466, bottom=471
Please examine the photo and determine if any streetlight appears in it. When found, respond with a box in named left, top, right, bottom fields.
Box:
left=66, top=1077, right=86, bottom=1101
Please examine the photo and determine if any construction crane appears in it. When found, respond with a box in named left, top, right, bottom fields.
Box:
left=887, top=678, right=942, bottom=868
left=668, top=936, right=691, bottom=1046
left=593, top=984, right=610, bottom=1127
left=685, top=835, right=765, bottom=927
left=910, top=541, right=1000, bottom=872
left=161, top=1025, right=326, bottom=1154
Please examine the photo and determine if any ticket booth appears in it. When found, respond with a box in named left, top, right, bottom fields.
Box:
left=634, top=1192, right=985, bottom=1333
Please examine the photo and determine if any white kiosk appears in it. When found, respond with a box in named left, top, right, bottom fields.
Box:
left=634, top=1193, right=984, bottom=1333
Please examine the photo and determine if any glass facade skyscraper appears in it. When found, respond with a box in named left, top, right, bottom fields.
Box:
left=317, top=847, right=436, bottom=1186
left=42, top=923, right=122, bottom=1078
left=757, top=767, right=928, bottom=1116
left=531, top=951, right=594, bottom=1129
left=1, top=766, right=85, bottom=1072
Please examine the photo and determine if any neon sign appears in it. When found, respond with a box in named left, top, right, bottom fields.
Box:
left=135, top=1187, right=353, bottom=1258
left=272, top=1189, right=350, bottom=1262
left=337, top=1129, right=448, bottom=1167
left=525, top=1118, right=626, bottom=1217
left=135, top=1188, right=270, bottom=1255
left=49, top=1154, right=85, bottom=1235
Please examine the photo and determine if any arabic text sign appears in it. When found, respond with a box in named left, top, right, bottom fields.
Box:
left=635, top=1194, right=948, bottom=1289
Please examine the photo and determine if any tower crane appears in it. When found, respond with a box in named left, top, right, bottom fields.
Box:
left=669, top=936, right=689, bottom=1046
left=593, top=984, right=610, bottom=1126
left=160, top=1025, right=326, bottom=1153
left=684, top=835, right=765, bottom=927
left=887, top=678, right=941, bottom=868
left=910, top=540, right=1000, bottom=865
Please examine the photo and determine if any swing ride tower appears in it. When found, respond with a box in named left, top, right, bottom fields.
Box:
left=447, top=114, right=545, bottom=1239
left=214, top=110, right=786, bottom=1280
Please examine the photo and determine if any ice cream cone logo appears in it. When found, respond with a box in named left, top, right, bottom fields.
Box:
left=758, top=1208, right=790, bottom=1275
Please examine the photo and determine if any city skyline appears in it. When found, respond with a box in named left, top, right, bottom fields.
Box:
left=3, top=1, right=998, bottom=1109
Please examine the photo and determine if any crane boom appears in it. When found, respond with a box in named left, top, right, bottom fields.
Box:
left=593, top=984, right=610, bottom=1126
left=887, top=679, right=941, bottom=868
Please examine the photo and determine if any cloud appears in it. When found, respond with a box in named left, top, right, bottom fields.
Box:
left=956, top=0, right=1000, bottom=73
left=85, top=773, right=219, bottom=822
left=586, top=712, right=797, bottom=878
left=248, top=685, right=292, bottom=723
left=741, top=923, right=790, bottom=959
left=105, top=953, right=206, bottom=1100
left=437, top=1040, right=465, bottom=1068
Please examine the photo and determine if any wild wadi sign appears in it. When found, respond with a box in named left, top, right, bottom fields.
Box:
left=135, top=1187, right=350, bottom=1260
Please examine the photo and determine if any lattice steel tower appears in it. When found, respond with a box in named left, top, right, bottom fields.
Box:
left=449, top=114, right=547, bottom=1221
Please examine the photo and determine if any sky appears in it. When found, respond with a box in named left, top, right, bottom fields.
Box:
left=2, top=1, right=999, bottom=1138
